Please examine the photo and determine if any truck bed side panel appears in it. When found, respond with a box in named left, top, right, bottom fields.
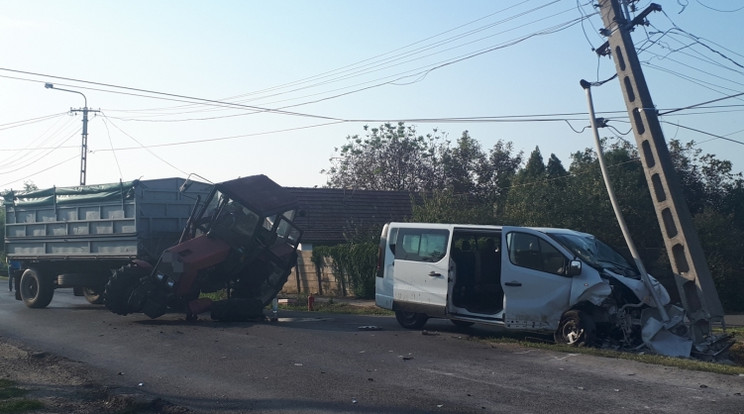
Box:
left=4, top=178, right=212, bottom=262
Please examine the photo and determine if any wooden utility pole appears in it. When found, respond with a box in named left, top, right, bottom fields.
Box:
left=597, top=0, right=724, bottom=345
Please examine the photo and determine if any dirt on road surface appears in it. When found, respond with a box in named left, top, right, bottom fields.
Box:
left=0, top=339, right=189, bottom=413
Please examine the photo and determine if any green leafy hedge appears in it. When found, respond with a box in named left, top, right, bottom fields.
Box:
left=312, top=242, right=377, bottom=299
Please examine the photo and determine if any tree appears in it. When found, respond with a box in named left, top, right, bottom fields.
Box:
left=693, top=208, right=744, bottom=312
left=410, top=136, right=522, bottom=223
left=323, top=122, right=448, bottom=191
left=519, top=146, right=546, bottom=179
left=475, top=140, right=523, bottom=215
left=503, top=147, right=555, bottom=226
left=412, top=188, right=492, bottom=224
left=668, top=139, right=743, bottom=213
left=23, top=181, right=38, bottom=192
left=440, top=131, right=485, bottom=195
left=546, top=154, right=567, bottom=179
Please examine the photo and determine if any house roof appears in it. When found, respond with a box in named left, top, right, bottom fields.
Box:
left=286, top=187, right=414, bottom=244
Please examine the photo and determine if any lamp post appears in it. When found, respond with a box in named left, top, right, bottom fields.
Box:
left=44, top=83, right=98, bottom=185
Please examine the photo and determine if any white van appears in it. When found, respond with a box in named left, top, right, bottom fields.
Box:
left=375, top=222, right=678, bottom=347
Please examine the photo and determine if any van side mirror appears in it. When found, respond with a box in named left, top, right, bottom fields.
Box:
left=566, top=260, right=582, bottom=276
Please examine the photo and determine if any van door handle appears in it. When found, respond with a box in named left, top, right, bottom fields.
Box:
left=428, top=271, right=442, bottom=277
left=505, top=281, right=522, bottom=287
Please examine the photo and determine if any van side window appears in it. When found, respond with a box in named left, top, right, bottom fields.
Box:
left=395, top=229, right=449, bottom=262
left=506, top=232, right=566, bottom=275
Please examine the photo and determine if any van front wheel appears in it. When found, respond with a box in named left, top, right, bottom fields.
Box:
left=555, top=310, right=596, bottom=347
left=395, top=310, right=428, bottom=329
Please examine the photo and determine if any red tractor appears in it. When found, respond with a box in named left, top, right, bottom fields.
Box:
left=104, top=175, right=302, bottom=321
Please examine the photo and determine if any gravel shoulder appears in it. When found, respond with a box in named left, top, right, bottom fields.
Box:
left=0, top=339, right=188, bottom=413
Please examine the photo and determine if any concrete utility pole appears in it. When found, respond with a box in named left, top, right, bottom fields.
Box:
left=44, top=83, right=100, bottom=186
left=596, top=0, right=724, bottom=346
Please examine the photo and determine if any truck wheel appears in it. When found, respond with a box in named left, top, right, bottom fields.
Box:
left=104, top=265, right=147, bottom=315
left=395, top=310, right=428, bottom=329
left=83, top=287, right=105, bottom=304
left=555, top=310, right=596, bottom=347
left=19, top=268, right=54, bottom=308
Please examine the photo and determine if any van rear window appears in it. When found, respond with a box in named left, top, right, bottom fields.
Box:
left=395, top=229, right=449, bottom=262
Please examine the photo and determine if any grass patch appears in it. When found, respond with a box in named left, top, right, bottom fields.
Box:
left=278, top=297, right=393, bottom=316
left=199, top=291, right=228, bottom=301
left=0, top=380, right=27, bottom=400
left=721, top=326, right=744, bottom=365
left=197, top=291, right=393, bottom=316
left=0, top=380, right=43, bottom=413
left=473, top=332, right=744, bottom=375
left=0, top=400, right=45, bottom=413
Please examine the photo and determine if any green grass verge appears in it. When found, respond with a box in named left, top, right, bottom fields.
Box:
left=0, top=379, right=43, bottom=413
left=279, top=299, right=394, bottom=316
left=506, top=337, right=744, bottom=375
left=460, top=324, right=744, bottom=375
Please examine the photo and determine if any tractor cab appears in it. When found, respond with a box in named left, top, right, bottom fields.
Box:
left=104, top=175, right=303, bottom=321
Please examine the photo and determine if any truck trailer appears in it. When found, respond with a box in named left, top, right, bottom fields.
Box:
left=4, top=178, right=212, bottom=308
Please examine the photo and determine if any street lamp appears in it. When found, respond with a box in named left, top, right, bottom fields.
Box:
left=44, top=83, right=98, bottom=185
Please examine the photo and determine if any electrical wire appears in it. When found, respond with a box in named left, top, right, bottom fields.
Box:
left=0, top=153, right=80, bottom=190
left=0, top=112, right=68, bottom=131
left=659, top=121, right=744, bottom=146
left=99, top=113, right=189, bottom=176
left=100, top=117, right=123, bottom=181
left=2, top=2, right=594, bottom=123
left=0, top=68, right=343, bottom=122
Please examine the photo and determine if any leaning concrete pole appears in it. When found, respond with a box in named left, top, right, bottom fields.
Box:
left=597, top=0, right=724, bottom=345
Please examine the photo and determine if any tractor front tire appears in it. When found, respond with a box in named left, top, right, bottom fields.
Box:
left=104, top=265, right=147, bottom=315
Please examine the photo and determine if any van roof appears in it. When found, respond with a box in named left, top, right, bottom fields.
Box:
left=387, top=222, right=592, bottom=238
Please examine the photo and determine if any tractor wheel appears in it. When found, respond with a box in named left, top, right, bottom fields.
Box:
left=19, top=268, right=54, bottom=308
left=104, top=265, right=147, bottom=315
left=233, top=256, right=294, bottom=308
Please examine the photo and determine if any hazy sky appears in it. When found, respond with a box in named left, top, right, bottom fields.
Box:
left=1, top=0, right=742, bottom=190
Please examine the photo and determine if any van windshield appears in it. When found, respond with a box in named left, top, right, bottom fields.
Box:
left=547, top=232, right=639, bottom=278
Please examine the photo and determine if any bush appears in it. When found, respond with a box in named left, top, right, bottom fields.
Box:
left=313, top=242, right=377, bottom=299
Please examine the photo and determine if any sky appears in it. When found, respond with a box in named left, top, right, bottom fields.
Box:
left=1, top=0, right=743, bottom=191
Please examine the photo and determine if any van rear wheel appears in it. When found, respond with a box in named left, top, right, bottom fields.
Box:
left=395, top=310, right=428, bottom=329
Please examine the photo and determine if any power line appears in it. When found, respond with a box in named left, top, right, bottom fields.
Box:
left=0, top=68, right=343, bottom=122
left=0, top=112, right=68, bottom=131
left=100, top=114, right=189, bottom=177
left=660, top=121, right=744, bottom=146
left=1, top=3, right=593, bottom=121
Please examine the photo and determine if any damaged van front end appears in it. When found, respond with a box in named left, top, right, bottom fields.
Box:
left=547, top=230, right=692, bottom=356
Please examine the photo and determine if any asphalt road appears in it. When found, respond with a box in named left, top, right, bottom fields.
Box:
left=1, top=288, right=743, bottom=413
